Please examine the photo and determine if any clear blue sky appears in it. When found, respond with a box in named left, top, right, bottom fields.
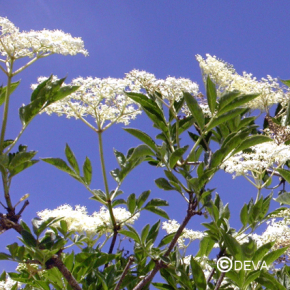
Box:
left=1, top=1, right=290, bottom=273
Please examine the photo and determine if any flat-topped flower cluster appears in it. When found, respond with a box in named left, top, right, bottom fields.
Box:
left=0, top=17, right=88, bottom=60
left=37, top=204, right=139, bottom=236
left=196, top=54, right=289, bottom=110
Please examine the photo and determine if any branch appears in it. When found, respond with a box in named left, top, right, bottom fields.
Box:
left=47, top=256, right=82, bottom=290
left=104, top=229, right=119, bottom=269
left=114, top=256, right=134, bottom=290
left=133, top=200, right=198, bottom=290
left=214, top=272, right=225, bottom=290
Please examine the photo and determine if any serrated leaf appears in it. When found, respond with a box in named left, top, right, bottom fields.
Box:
left=232, top=135, right=272, bottom=155
left=144, top=206, right=169, bottom=219
left=218, top=93, right=260, bottom=115
left=9, top=151, right=37, bottom=169
left=184, top=92, right=205, bottom=129
left=127, top=193, right=136, bottom=214
left=41, top=157, right=78, bottom=178
left=0, top=81, right=20, bottom=106
left=222, top=231, right=243, bottom=261
left=240, top=204, right=248, bottom=227
left=83, top=156, right=92, bottom=185
left=65, top=144, right=79, bottom=175
left=158, top=232, right=175, bottom=247
left=190, top=257, right=206, bottom=290
left=206, top=76, right=217, bottom=114
left=137, top=190, right=150, bottom=208
left=169, top=146, right=188, bottom=169
left=21, top=230, right=37, bottom=247
left=124, top=128, right=157, bottom=151
left=155, top=178, right=175, bottom=191
left=207, top=108, right=245, bottom=131
left=9, top=160, right=38, bottom=177
left=144, top=198, right=169, bottom=208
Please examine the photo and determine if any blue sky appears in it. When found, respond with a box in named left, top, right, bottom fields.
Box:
left=1, top=1, right=290, bottom=273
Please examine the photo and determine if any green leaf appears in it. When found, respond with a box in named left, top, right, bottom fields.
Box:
left=141, top=224, right=150, bottom=243
left=252, top=241, right=274, bottom=265
left=196, top=236, right=215, bottom=257
left=145, top=198, right=169, bottom=208
left=217, top=90, right=240, bottom=111
left=169, top=146, right=188, bottom=169
left=232, top=135, right=272, bottom=154
left=184, top=92, right=205, bottom=129
left=65, top=144, right=80, bottom=175
left=257, top=271, right=287, bottom=290
left=146, top=220, right=160, bottom=243
left=144, top=206, right=169, bottom=219
left=244, top=270, right=261, bottom=288
left=190, top=257, right=206, bottom=290
left=222, top=231, right=243, bottom=261
left=152, top=283, right=175, bottom=290
left=137, top=190, right=151, bottom=208
left=240, top=204, right=248, bottom=227
left=262, top=246, right=289, bottom=266
left=9, top=151, right=37, bottom=169
left=158, top=232, right=175, bottom=247
left=21, top=230, right=37, bottom=247
left=218, top=93, right=260, bottom=115
left=155, top=178, right=175, bottom=191
left=0, top=253, right=12, bottom=260
left=9, top=160, right=38, bottom=177
left=277, top=168, right=290, bottom=184
left=128, top=144, right=155, bottom=161
left=207, top=108, right=245, bottom=131
left=113, top=149, right=126, bottom=168
left=111, top=199, right=126, bottom=207
left=281, top=79, right=290, bottom=88
left=83, top=156, right=92, bottom=185
left=0, top=81, right=20, bottom=106
left=41, top=157, right=76, bottom=176
left=124, top=128, right=157, bottom=151
left=206, top=76, right=217, bottom=114
left=127, top=193, right=136, bottom=214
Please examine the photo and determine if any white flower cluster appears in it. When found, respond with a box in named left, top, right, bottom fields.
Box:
left=196, top=54, right=288, bottom=110
left=33, top=76, right=142, bottom=129
left=0, top=16, right=88, bottom=60
left=162, top=220, right=204, bottom=248
left=126, top=69, right=199, bottom=103
left=37, top=204, right=139, bottom=236
left=0, top=275, right=20, bottom=290
left=220, top=141, right=290, bottom=178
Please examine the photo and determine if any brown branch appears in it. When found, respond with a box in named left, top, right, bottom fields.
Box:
left=17, top=200, right=29, bottom=216
left=114, top=256, right=134, bottom=290
left=47, top=255, right=82, bottom=290
left=133, top=200, right=198, bottom=290
left=214, top=272, right=225, bottom=290
left=0, top=213, right=22, bottom=234
left=207, top=268, right=215, bottom=284
left=104, top=229, right=119, bottom=269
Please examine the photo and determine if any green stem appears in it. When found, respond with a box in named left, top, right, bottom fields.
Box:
left=2, top=170, right=12, bottom=210
left=97, top=131, right=116, bottom=227
left=0, top=61, right=13, bottom=153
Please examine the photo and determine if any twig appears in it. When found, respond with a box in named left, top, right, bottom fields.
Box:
left=114, top=256, right=134, bottom=290
left=17, top=200, right=29, bottom=216
left=214, top=272, right=225, bottom=290
left=133, top=200, right=198, bottom=290
left=207, top=268, right=215, bottom=284
left=104, top=229, right=119, bottom=269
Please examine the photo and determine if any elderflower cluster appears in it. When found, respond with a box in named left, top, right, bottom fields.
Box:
left=33, top=76, right=142, bottom=129
left=37, top=204, right=139, bottom=236
left=126, top=69, right=199, bottom=103
left=196, top=54, right=289, bottom=110
left=0, top=275, right=20, bottom=290
left=162, top=220, right=204, bottom=248
left=183, top=255, right=213, bottom=279
left=0, top=17, right=88, bottom=60
left=220, top=141, right=290, bottom=178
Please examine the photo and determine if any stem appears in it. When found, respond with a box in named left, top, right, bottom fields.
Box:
left=133, top=200, right=198, bottom=290
left=255, top=187, right=261, bottom=204
left=0, top=62, right=13, bottom=153
left=97, top=131, right=116, bottom=227
left=114, top=256, right=134, bottom=290
left=214, top=272, right=225, bottom=290
left=6, top=125, right=27, bottom=154
left=2, top=170, right=12, bottom=210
